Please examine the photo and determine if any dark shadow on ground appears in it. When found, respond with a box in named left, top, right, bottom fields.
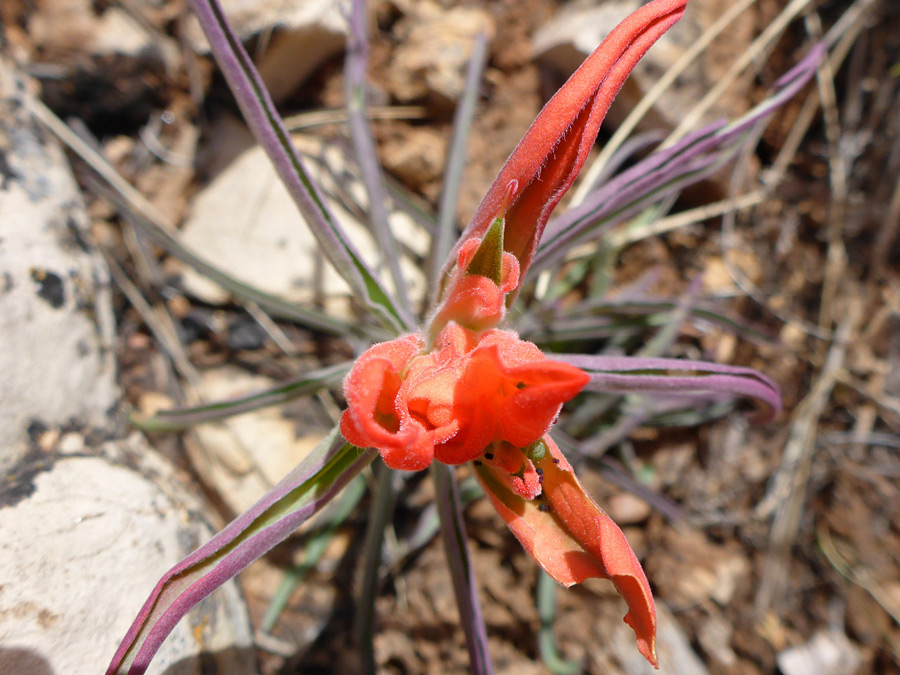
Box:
left=0, top=647, right=55, bottom=675
left=160, top=646, right=259, bottom=675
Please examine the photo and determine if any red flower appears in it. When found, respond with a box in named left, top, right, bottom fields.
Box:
left=340, top=322, right=589, bottom=471
left=340, top=0, right=690, bottom=666
left=341, top=328, right=657, bottom=665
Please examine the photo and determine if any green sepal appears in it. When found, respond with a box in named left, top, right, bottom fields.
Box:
left=464, top=214, right=505, bottom=284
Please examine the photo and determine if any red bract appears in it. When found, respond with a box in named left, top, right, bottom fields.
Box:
left=435, top=0, right=688, bottom=307
left=475, top=435, right=657, bottom=666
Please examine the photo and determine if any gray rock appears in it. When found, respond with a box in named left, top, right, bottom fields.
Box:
left=0, top=56, right=118, bottom=473
left=777, top=629, right=863, bottom=675
left=184, top=0, right=348, bottom=102
left=0, top=58, right=256, bottom=674
left=178, top=121, right=427, bottom=318
left=0, top=440, right=256, bottom=675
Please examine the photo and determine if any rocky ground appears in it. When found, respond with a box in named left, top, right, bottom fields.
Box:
left=1, top=0, right=899, bottom=674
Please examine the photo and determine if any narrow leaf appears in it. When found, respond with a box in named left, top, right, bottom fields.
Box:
left=356, top=461, right=395, bottom=675
left=432, top=463, right=494, bottom=675
left=533, top=43, right=825, bottom=272
left=537, top=570, right=581, bottom=675
left=107, top=430, right=377, bottom=674
left=431, top=31, right=490, bottom=287
left=383, top=477, right=484, bottom=574
left=556, top=354, right=782, bottom=423
left=77, top=154, right=361, bottom=337
left=344, top=0, right=414, bottom=321
left=188, top=0, right=410, bottom=333
left=261, top=473, right=367, bottom=632
left=130, top=362, right=350, bottom=432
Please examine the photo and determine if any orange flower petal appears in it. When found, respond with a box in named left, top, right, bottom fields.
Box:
left=339, top=333, right=437, bottom=471
left=498, top=360, right=590, bottom=446
left=475, top=436, right=658, bottom=667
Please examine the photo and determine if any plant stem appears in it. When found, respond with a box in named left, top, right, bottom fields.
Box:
left=356, top=461, right=395, bottom=674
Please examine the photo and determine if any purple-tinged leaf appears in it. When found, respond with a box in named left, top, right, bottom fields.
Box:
left=564, top=298, right=775, bottom=343
left=578, top=129, right=667, bottom=197
left=34, top=100, right=358, bottom=336
left=636, top=273, right=704, bottom=359
left=533, top=122, right=730, bottom=271
left=532, top=44, right=826, bottom=274
left=261, top=473, right=367, bottom=633
left=107, top=430, right=377, bottom=675
left=130, top=361, right=351, bottom=432
left=356, top=461, right=396, bottom=675
left=344, top=0, right=413, bottom=319
left=431, top=31, right=490, bottom=288
left=555, top=354, right=782, bottom=424
left=381, top=477, right=484, bottom=576
left=187, top=0, right=410, bottom=333
left=432, top=463, right=494, bottom=675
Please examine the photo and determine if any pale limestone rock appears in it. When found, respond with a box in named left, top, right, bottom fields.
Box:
left=27, top=0, right=178, bottom=68
left=185, top=366, right=329, bottom=514
left=777, top=629, right=863, bottom=675
left=388, top=1, right=495, bottom=105
left=0, top=443, right=255, bottom=675
left=606, top=492, right=652, bottom=525
left=533, top=0, right=753, bottom=131
left=178, top=122, right=427, bottom=318
left=0, top=58, right=255, bottom=674
left=184, top=0, right=347, bottom=102
left=607, top=602, right=709, bottom=674
left=0, top=57, right=118, bottom=473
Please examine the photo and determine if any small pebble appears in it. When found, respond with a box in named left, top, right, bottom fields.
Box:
left=607, top=493, right=652, bottom=525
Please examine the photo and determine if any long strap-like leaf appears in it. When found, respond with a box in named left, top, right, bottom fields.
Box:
left=189, top=0, right=411, bottom=334
left=555, top=354, right=782, bottom=424
left=533, top=43, right=825, bottom=272
left=107, top=430, right=376, bottom=674
left=432, top=463, right=494, bottom=675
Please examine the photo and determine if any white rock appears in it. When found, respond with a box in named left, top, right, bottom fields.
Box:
left=0, top=445, right=256, bottom=674
left=178, top=123, right=427, bottom=319
left=388, top=1, right=495, bottom=105
left=27, top=0, right=178, bottom=68
left=0, top=59, right=255, bottom=673
left=609, top=602, right=709, bottom=674
left=777, top=630, right=863, bottom=675
left=0, top=57, right=118, bottom=473
left=185, top=366, right=329, bottom=514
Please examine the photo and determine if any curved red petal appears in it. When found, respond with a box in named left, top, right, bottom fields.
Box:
left=475, top=436, right=657, bottom=668
left=499, top=361, right=590, bottom=446
left=340, top=334, right=437, bottom=470
left=437, top=0, right=688, bottom=302
left=540, top=439, right=657, bottom=667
